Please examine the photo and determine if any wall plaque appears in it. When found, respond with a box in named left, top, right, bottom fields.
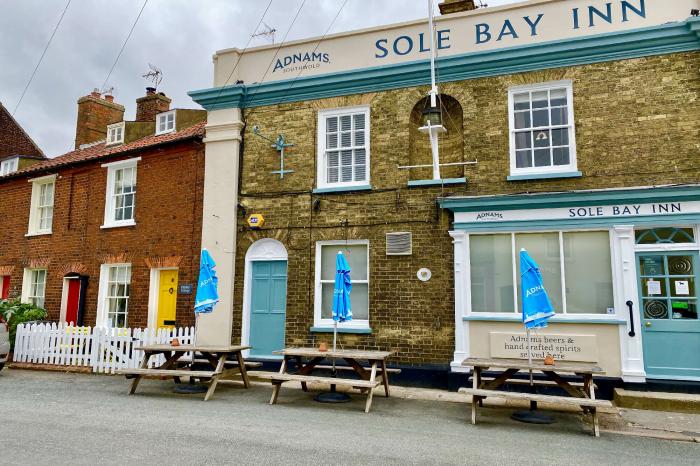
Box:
left=489, top=332, right=598, bottom=362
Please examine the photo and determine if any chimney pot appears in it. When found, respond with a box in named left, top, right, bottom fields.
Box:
left=91, top=88, right=101, bottom=98
left=146, top=87, right=156, bottom=95
left=104, top=94, right=114, bottom=102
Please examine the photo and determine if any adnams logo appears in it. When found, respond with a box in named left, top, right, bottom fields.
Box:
left=273, top=51, right=331, bottom=73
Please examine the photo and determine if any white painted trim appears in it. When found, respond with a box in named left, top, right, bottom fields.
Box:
left=241, top=239, right=288, bottom=358
left=147, top=267, right=179, bottom=329
left=102, top=158, right=139, bottom=229
left=508, top=80, right=577, bottom=178
left=316, top=105, right=370, bottom=190
left=59, top=276, right=81, bottom=324
left=313, top=239, right=370, bottom=330
left=96, top=263, right=131, bottom=328
left=450, top=230, right=470, bottom=369
left=156, top=110, right=176, bottom=135
left=27, top=176, right=56, bottom=236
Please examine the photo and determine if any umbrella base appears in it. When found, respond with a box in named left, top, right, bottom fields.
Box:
left=314, top=390, right=352, bottom=403
left=173, top=384, right=209, bottom=394
left=510, top=409, right=555, bottom=424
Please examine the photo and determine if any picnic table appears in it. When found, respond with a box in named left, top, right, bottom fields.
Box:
left=117, top=344, right=251, bottom=401
left=250, top=347, right=396, bottom=413
left=459, top=358, right=612, bottom=436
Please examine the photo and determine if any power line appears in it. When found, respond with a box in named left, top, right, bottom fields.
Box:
left=101, top=0, right=149, bottom=91
left=214, top=0, right=274, bottom=101
left=13, top=0, right=72, bottom=115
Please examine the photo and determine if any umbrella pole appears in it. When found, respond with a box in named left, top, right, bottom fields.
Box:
left=527, top=328, right=536, bottom=411
left=314, top=320, right=350, bottom=403
left=332, top=321, right=337, bottom=390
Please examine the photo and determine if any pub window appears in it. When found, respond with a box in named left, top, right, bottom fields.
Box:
left=470, top=231, right=613, bottom=315
left=635, top=227, right=696, bottom=245
left=316, top=106, right=369, bottom=190
left=508, top=81, right=577, bottom=177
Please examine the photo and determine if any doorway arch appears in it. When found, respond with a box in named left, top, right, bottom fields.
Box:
left=241, top=238, right=288, bottom=359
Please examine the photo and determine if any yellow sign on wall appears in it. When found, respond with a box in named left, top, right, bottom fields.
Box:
left=247, top=214, right=265, bottom=229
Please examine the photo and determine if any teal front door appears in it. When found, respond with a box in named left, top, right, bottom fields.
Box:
left=637, top=252, right=700, bottom=380
left=249, top=261, right=287, bottom=358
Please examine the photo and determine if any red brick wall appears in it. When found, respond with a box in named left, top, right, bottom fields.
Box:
left=0, top=104, right=42, bottom=158
left=0, top=139, right=204, bottom=329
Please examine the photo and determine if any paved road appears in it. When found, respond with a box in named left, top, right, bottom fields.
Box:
left=1, top=370, right=697, bottom=465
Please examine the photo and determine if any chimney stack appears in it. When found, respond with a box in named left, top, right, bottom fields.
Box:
left=135, top=87, right=171, bottom=122
left=439, top=0, right=477, bottom=15
left=74, top=89, right=125, bottom=149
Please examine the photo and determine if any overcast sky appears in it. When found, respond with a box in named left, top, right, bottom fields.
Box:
left=1, top=0, right=519, bottom=157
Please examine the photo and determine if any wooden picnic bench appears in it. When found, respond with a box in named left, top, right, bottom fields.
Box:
left=459, top=358, right=612, bottom=437
left=117, top=344, right=251, bottom=401
left=249, top=347, right=395, bottom=413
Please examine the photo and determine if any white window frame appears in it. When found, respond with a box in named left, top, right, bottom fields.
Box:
left=316, top=106, right=370, bottom=190
left=26, top=174, right=57, bottom=236
left=156, top=110, right=176, bottom=135
left=465, top=228, right=621, bottom=322
left=101, top=157, right=140, bottom=229
left=21, top=268, right=47, bottom=309
left=508, top=80, right=577, bottom=177
left=106, top=122, right=125, bottom=146
left=0, top=157, right=19, bottom=175
left=96, top=263, right=132, bottom=328
left=314, top=240, right=370, bottom=330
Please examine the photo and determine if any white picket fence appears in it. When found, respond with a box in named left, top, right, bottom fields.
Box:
left=13, top=323, right=195, bottom=374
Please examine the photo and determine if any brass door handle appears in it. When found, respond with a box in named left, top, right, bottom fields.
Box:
left=645, top=322, right=652, bottom=327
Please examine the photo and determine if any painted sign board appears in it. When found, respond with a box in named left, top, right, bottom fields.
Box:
left=214, top=0, right=698, bottom=86
left=489, top=332, right=599, bottom=362
left=455, top=201, right=700, bottom=225
left=178, top=284, right=193, bottom=295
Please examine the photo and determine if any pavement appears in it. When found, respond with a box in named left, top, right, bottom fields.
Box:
left=1, top=369, right=699, bottom=465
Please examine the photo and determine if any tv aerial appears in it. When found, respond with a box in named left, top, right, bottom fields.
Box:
left=251, top=22, right=276, bottom=43
left=142, top=63, right=163, bottom=88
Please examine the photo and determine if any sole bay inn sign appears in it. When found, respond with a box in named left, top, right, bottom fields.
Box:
left=460, top=201, right=700, bottom=224
left=490, top=332, right=599, bottom=362
left=219, top=0, right=697, bottom=86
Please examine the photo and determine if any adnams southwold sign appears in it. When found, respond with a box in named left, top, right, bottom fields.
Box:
left=213, top=0, right=698, bottom=86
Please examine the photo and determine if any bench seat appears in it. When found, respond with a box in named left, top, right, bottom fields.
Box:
left=117, top=368, right=219, bottom=378
left=248, top=371, right=381, bottom=388
left=475, top=377, right=595, bottom=389
left=313, top=364, right=401, bottom=374
left=458, top=388, right=611, bottom=408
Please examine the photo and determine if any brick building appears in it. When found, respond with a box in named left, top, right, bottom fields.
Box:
left=189, top=0, right=700, bottom=387
left=0, top=88, right=206, bottom=329
left=0, top=101, right=45, bottom=176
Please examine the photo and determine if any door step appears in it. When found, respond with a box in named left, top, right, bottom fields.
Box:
left=614, top=388, right=700, bottom=414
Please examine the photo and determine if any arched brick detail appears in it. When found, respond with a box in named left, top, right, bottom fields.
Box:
left=59, top=262, right=89, bottom=276
left=0, top=265, right=15, bottom=275
left=144, top=256, right=183, bottom=269
left=100, top=253, right=134, bottom=264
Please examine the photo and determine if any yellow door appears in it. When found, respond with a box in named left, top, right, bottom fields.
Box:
left=157, top=270, right=179, bottom=329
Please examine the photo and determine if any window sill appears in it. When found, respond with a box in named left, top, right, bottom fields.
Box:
left=25, top=231, right=52, bottom=237
left=312, top=185, right=372, bottom=194
left=310, top=326, right=372, bottom=334
left=101, top=220, right=136, bottom=229
left=507, top=171, right=582, bottom=181
left=407, top=178, right=466, bottom=187
left=463, top=315, right=626, bottom=325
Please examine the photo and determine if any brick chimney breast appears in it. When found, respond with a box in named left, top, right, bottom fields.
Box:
left=74, top=92, right=125, bottom=149
left=135, top=87, right=172, bottom=122
left=439, top=0, right=476, bottom=15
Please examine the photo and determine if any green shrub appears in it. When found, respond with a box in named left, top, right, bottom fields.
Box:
left=0, top=299, right=48, bottom=350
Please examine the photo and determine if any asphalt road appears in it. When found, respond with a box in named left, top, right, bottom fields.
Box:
left=1, top=369, right=698, bottom=465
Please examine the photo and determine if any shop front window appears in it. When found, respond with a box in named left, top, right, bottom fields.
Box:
left=469, top=231, right=614, bottom=315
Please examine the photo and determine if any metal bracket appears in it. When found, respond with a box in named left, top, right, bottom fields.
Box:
left=253, top=126, right=295, bottom=179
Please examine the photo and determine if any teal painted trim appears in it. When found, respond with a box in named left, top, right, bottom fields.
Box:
left=407, top=177, right=466, bottom=187
left=463, top=315, right=626, bottom=325
left=310, top=326, right=372, bottom=334
left=507, top=171, right=582, bottom=181
left=312, top=184, right=372, bottom=194
left=454, top=213, right=700, bottom=231
left=189, top=19, right=700, bottom=110
left=440, top=184, right=700, bottom=213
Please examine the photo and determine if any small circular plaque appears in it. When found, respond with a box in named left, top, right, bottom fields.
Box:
left=417, top=268, right=432, bottom=282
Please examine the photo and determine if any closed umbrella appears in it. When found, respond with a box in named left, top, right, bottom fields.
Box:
left=176, top=249, right=219, bottom=394
left=315, top=251, right=352, bottom=403
left=513, top=248, right=556, bottom=423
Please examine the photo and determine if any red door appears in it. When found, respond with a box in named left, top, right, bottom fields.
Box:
left=65, top=279, right=81, bottom=325
left=1, top=276, right=9, bottom=300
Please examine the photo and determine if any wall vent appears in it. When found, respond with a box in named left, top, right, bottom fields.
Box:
left=386, top=232, right=412, bottom=256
